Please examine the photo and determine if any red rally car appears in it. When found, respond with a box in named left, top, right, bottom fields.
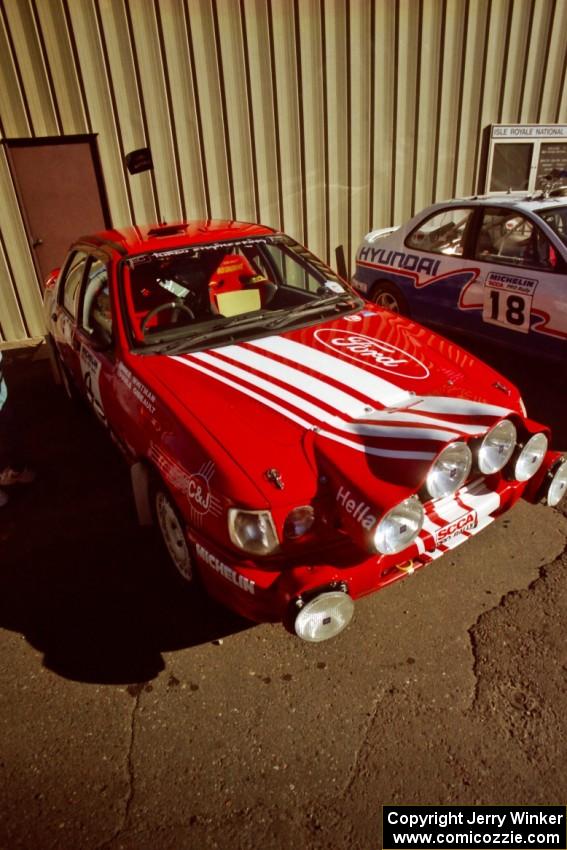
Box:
left=44, top=220, right=567, bottom=642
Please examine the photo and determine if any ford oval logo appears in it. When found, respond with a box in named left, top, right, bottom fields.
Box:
left=314, top=329, right=429, bottom=379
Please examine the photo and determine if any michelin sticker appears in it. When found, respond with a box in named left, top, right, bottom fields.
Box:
left=80, top=345, right=106, bottom=424
left=482, top=272, right=538, bottom=334
left=196, top=543, right=255, bottom=595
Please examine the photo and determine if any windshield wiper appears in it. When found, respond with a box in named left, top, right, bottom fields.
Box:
left=263, top=294, right=359, bottom=329
left=143, top=311, right=273, bottom=355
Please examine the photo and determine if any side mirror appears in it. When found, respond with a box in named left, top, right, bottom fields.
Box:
left=43, top=267, right=61, bottom=292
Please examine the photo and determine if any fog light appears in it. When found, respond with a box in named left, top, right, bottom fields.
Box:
left=294, top=592, right=354, bottom=642
left=547, top=458, right=567, bottom=507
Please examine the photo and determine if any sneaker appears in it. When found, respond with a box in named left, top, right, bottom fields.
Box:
left=0, top=488, right=8, bottom=507
left=0, top=466, right=36, bottom=486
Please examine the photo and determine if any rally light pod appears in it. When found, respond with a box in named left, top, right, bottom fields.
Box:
left=513, top=432, right=548, bottom=482
left=546, top=458, right=567, bottom=507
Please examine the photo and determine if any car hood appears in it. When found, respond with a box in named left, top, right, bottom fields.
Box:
left=137, top=308, right=521, bottom=508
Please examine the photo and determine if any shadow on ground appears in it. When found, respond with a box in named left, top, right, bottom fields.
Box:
left=0, top=350, right=251, bottom=685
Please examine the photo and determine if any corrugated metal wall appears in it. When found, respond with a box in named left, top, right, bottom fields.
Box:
left=1, top=0, right=566, bottom=344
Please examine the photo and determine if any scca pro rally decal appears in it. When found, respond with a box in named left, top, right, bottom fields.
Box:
left=149, top=446, right=222, bottom=526
left=434, top=510, right=477, bottom=545
left=314, top=329, right=429, bottom=379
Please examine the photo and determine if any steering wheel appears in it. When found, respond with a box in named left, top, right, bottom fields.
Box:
left=141, top=301, right=195, bottom=335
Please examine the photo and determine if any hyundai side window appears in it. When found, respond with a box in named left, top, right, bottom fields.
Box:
left=474, top=208, right=555, bottom=270
left=406, top=208, right=474, bottom=256
left=536, top=207, right=567, bottom=249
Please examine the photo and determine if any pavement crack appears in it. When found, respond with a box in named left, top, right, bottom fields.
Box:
left=468, top=619, right=482, bottom=712
left=467, top=540, right=567, bottom=714
left=96, top=690, right=141, bottom=850
left=338, top=687, right=385, bottom=800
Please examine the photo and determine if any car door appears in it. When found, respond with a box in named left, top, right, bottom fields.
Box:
left=51, top=249, right=90, bottom=387
left=461, top=206, right=566, bottom=357
left=398, top=206, right=483, bottom=334
left=75, top=255, right=116, bottom=427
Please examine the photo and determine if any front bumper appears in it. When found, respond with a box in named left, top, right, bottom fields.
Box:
left=188, top=454, right=563, bottom=628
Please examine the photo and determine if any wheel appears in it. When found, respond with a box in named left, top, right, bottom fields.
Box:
left=153, top=484, right=194, bottom=584
left=371, top=281, right=410, bottom=316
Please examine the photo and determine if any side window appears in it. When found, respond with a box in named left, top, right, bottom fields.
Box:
left=474, top=209, right=554, bottom=270
left=62, top=252, right=88, bottom=317
left=406, top=208, right=474, bottom=256
left=82, top=259, right=112, bottom=344
left=262, top=244, right=321, bottom=292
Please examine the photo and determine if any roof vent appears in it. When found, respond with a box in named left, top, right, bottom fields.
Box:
left=147, top=223, right=189, bottom=237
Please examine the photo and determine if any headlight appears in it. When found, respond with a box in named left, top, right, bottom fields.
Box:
left=374, top=496, right=424, bottom=555
left=228, top=508, right=279, bottom=555
left=546, top=458, right=567, bottom=507
left=284, top=506, right=315, bottom=539
left=478, top=420, right=517, bottom=474
left=514, top=432, right=548, bottom=482
left=294, top=591, right=354, bottom=642
left=426, top=442, right=472, bottom=499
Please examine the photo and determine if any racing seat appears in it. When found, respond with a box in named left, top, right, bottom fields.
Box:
left=209, top=254, right=277, bottom=316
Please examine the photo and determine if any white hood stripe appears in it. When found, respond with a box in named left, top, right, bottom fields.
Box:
left=366, top=410, right=487, bottom=435
left=251, top=338, right=507, bottom=433
left=174, top=355, right=436, bottom=461
left=207, top=343, right=370, bottom=418
left=193, top=348, right=460, bottom=443
left=251, top=335, right=411, bottom=408
left=414, top=397, right=513, bottom=418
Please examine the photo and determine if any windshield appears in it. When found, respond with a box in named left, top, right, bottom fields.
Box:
left=536, top=206, right=567, bottom=247
left=121, top=235, right=361, bottom=352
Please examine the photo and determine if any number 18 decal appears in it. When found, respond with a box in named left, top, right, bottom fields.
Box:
left=482, top=273, right=537, bottom=334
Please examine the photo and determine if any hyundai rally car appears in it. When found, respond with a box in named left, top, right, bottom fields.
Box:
left=353, top=194, right=567, bottom=363
left=44, top=220, right=567, bottom=642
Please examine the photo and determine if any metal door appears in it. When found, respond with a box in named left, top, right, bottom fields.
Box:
left=5, top=136, right=111, bottom=284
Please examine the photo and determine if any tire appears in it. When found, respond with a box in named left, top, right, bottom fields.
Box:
left=371, top=280, right=410, bottom=316
left=152, top=483, right=194, bottom=585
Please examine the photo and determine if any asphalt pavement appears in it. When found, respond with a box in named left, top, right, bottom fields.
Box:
left=0, top=340, right=566, bottom=850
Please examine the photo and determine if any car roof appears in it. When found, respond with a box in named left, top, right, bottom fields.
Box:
left=75, top=220, right=278, bottom=256
left=433, top=194, right=567, bottom=214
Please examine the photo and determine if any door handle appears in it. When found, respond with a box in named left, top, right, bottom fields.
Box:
left=32, top=237, right=43, bottom=248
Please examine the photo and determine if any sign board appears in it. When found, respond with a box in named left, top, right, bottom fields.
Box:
left=485, top=124, right=567, bottom=194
